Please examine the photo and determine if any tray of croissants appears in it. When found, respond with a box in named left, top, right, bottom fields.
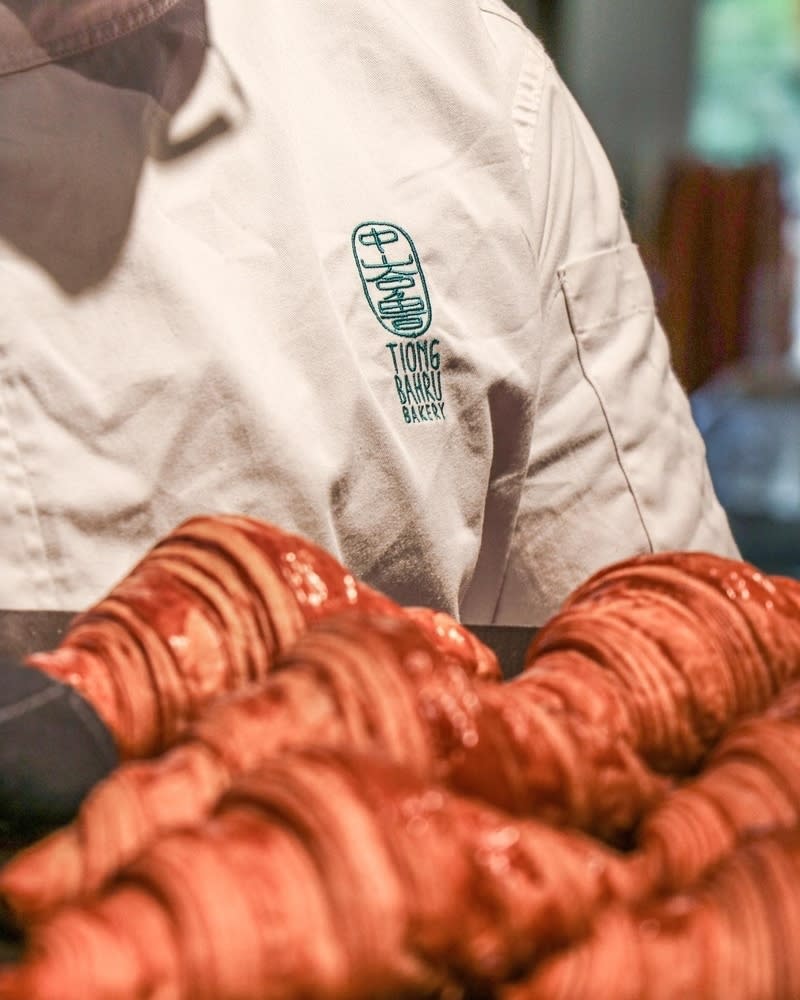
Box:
left=0, top=513, right=798, bottom=998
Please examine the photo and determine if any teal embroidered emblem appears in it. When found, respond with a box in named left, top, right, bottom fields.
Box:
left=353, top=220, right=446, bottom=425
left=352, top=223, right=432, bottom=338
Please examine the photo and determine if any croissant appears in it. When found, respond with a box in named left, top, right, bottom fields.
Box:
left=530, top=552, right=800, bottom=772
left=0, top=751, right=627, bottom=1000
left=617, top=678, right=800, bottom=898
left=24, top=515, right=400, bottom=756
left=10, top=550, right=800, bottom=922
left=0, top=611, right=659, bottom=921
left=504, top=830, right=800, bottom=1000
left=404, top=606, right=500, bottom=682
left=5, top=547, right=800, bottom=999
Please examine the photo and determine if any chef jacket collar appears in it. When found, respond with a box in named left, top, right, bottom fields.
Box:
left=0, top=0, right=212, bottom=124
left=0, top=0, right=186, bottom=77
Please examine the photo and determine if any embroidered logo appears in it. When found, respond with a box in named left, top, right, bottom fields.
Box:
left=353, top=221, right=446, bottom=425
left=352, top=223, right=432, bottom=338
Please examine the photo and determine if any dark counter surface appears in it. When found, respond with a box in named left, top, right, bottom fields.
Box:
left=470, top=624, right=536, bottom=679
left=0, top=611, right=75, bottom=662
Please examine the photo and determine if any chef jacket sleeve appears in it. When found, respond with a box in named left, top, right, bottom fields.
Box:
left=492, top=39, right=740, bottom=626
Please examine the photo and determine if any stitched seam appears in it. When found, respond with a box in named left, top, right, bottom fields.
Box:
left=478, top=2, right=526, bottom=30
left=479, top=2, right=548, bottom=173
left=0, top=0, right=184, bottom=77
left=483, top=52, right=551, bottom=618
left=0, top=684, right=63, bottom=727
left=473, top=10, right=550, bottom=622
left=559, top=276, right=655, bottom=553
left=0, top=365, right=58, bottom=607
left=564, top=304, right=655, bottom=334
left=511, top=40, right=549, bottom=173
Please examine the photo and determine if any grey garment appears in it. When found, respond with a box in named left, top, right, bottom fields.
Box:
left=0, top=0, right=208, bottom=294
left=0, top=0, right=193, bottom=76
left=0, top=658, right=118, bottom=838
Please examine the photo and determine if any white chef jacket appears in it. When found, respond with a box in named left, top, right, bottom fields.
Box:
left=0, top=0, right=738, bottom=623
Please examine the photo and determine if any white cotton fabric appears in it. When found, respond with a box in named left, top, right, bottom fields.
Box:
left=0, top=0, right=738, bottom=622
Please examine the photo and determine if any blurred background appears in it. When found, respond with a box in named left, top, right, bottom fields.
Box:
left=507, top=0, right=800, bottom=578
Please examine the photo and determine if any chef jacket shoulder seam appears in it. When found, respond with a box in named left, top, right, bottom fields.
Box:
left=511, top=42, right=551, bottom=172
left=478, top=1, right=551, bottom=173
left=477, top=0, right=526, bottom=31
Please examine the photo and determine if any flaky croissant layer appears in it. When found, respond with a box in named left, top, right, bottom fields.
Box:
left=4, top=528, right=800, bottom=1000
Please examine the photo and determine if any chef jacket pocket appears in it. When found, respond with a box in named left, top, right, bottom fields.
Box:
left=558, top=242, right=686, bottom=550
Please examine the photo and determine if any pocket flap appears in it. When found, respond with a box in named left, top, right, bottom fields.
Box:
left=559, top=243, right=654, bottom=334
